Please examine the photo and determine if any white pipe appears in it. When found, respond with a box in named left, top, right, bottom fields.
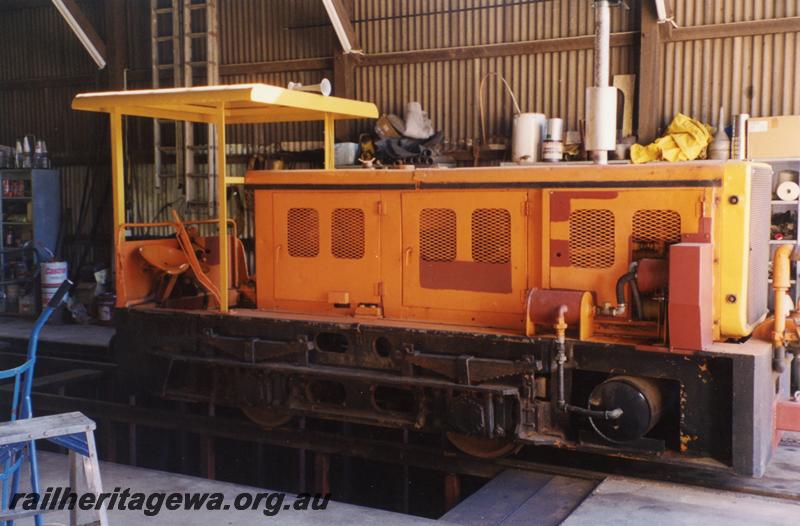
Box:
left=591, top=0, right=611, bottom=165
left=593, top=0, right=610, bottom=89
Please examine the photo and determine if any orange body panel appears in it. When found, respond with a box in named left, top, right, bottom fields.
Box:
left=249, top=163, right=724, bottom=337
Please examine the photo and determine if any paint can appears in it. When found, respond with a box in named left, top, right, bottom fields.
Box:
left=542, top=118, right=564, bottom=162
left=41, top=261, right=68, bottom=310
left=96, top=293, right=116, bottom=325
left=41, top=261, right=68, bottom=287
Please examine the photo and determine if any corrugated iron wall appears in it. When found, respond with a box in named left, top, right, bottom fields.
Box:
left=220, top=0, right=333, bottom=62
left=354, top=49, right=638, bottom=144
left=353, top=0, right=640, bottom=141
left=0, top=1, right=105, bottom=158
left=661, top=1, right=800, bottom=127
left=672, top=1, right=798, bottom=26
left=354, top=0, right=636, bottom=52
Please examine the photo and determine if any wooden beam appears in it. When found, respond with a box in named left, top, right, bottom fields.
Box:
left=333, top=49, right=356, bottom=140
left=356, top=31, right=638, bottom=67
left=636, top=1, right=665, bottom=144
left=667, top=16, right=800, bottom=42
left=51, top=0, right=108, bottom=68
left=221, top=57, right=334, bottom=77
left=105, top=0, right=128, bottom=89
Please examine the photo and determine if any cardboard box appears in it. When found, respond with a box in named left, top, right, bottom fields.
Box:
left=748, top=115, right=800, bottom=159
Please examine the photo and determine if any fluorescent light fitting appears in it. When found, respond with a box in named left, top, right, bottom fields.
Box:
left=51, top=0, right=107, bottom=69
left=321, top=0, right=353, bottom=54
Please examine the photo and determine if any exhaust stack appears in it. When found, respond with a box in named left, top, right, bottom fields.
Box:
left=585, top=0, right=618, bottom=165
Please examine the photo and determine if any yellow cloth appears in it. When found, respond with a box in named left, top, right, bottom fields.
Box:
left=630, top=113, right=714, bottom=164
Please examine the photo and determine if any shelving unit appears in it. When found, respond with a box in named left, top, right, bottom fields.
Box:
left=757, top=158, right=800, bottom=308
left=0, top=169, right=60, bottom=316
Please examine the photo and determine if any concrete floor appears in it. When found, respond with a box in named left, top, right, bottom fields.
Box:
left=565, top=477, right=800, bottom=526
left=0, top=317, right=114, bottom=348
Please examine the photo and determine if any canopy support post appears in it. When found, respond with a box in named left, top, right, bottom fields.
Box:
left=110, top=111, right=125, bottom=237
left=216, top=103, right=229, bottom=312
left=324, top=112, right=335, bottom=170
left=110, top=110, right=125, bottom=307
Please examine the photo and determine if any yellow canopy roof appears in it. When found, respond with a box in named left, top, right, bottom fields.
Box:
left=71, top=83, right=379, bottom=124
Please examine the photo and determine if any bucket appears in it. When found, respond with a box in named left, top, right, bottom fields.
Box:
left=41, top=261, right=68, bottom=287
left=512, top=113, right=546, bottom=163
left=334, top=143, right=360, bottom=167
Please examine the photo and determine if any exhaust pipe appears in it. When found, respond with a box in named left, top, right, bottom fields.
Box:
left=586, top=0, right=618, bottom=165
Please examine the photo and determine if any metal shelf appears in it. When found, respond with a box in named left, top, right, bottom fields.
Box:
left=0, top=169, right=60, bottom=317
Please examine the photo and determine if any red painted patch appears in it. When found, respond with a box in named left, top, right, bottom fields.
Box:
left=681, top=217, right=712, bottom=243
left=420, top=260, right=512, bottom=293
left=550, top=191, right=618, bottom=222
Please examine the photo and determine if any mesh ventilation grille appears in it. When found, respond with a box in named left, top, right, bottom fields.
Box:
left=569, top=209, right=615, bottom=268
left=748, top=167, right=772, bottom=324
left=287, top=208, right=319, bottom=258
left=632, top=210, right=681, bottom=243
left=420, top=209, right=457, bottom=262
left=331, top=208, right=365, bottom=259
left=471, top=209, right=511, bottom=263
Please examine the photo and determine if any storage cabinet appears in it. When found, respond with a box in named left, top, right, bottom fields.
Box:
left=0, top=169, right=60, bottom=315
left=759, top=159, right=800, bottom=308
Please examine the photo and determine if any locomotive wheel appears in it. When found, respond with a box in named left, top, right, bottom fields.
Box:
left=241, top=407, right=293, bottom=429
left=446, top=432, right=521, bottom=459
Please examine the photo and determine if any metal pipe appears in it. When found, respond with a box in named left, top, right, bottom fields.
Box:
left=591, top=0, right=611, bottom=165
left=773, top=245, right=793, bottom=372
left=554, top=305, right=623, bottom=420
left=614, top=262, right=642, bottom=320
left=593, top=1, right=610, bottom=89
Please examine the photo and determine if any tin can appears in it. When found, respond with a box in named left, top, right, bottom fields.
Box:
left=542, top=140, right=564, bottom=162
left=96, top=293, right=116, bottom=325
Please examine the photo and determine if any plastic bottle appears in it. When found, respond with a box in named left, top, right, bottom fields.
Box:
left=709, top=107, right=730, bottom=160
left=21, top=137, right=31, bottom=168
left=14, top=140, right=23, bottom=168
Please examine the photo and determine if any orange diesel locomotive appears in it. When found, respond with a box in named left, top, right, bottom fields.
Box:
left=72, top=84, right=799, bottom=478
